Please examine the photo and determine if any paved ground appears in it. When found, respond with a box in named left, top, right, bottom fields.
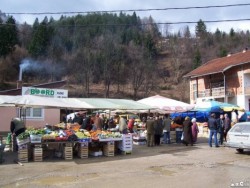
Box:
left=0, top=137, right=250, bottom=188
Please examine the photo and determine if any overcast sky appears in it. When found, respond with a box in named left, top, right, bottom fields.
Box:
left=1, top=0, right=250, bottom=34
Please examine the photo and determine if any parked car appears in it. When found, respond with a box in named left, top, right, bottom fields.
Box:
left=226, top=122, right=250, bottom=153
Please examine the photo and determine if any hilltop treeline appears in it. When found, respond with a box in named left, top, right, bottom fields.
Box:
left=0, top=12, right=250, bottom=100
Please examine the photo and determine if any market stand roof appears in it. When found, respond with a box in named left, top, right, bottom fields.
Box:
left=0, top=95, right=154, bottom=110
left=137, top=95, right=194, bottom=113
left=194, top=100, right=244, bottom=112
left=78, top=98, right=154, bottom=110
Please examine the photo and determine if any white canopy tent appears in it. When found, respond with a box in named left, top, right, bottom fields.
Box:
left=137, top=95, right=194, bottom=113
left=0, top=95, right=18, bottom=107
left=1, top=95, right=154, bottom=110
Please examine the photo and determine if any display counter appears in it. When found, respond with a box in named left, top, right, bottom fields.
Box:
left=17, top=134, right=131, bottom=163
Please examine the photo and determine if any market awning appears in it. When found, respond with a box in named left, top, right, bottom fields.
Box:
left=137, top=95, right=194, bottom=113
left=0, top=95, right=18, bottom=107
left=77, top=98, right=155, bottom=110
left=194, top=100, right=244, bottom=113
left=1, top=95, right=155, bottom=110
left=3, top=95, right=93, bottom=109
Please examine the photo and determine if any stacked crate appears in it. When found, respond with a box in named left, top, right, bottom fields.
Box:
left=63, top=143, right=73, bottom=160
left=18, top=144, right=29, bottom=163
left=103, top=141, right=115, bottom=157
left=119, top=134, right=132, bottom=154
left=33, top=144, right=43, bottom=162
left=78, top=142, right=89, bottom=159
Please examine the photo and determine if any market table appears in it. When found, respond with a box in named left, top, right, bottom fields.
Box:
left=17, top=134, right=132, bottom=162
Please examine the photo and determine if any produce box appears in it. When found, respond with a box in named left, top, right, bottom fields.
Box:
left=33, top=147, right=43, bottom=162
left=30, top=135, right=42, bottom=143
left=17, top=137, right=30, bottom=146
left=18, top=148, right=28, bottom=163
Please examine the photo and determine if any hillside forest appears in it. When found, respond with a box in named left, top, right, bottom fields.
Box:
left=1, top=11, right=250, bottom=102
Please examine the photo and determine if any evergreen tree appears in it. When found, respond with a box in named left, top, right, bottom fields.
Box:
left=219, top=46, right=228, bottom=57
left=193, top=49, right=202, bottom=69
left=195, top=19, right=207, bottom=38
left=28, top=17, right=54, bottom=57
left=183, top=26, right=191, bottom=38
left=0, top=16, right=18, bottom=57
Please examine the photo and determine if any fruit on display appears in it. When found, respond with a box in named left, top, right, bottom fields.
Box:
left=26, top=127, right=46, bottom=135
left=42, top=134, right=55, bottom=141
left=75, top=131, right=91, bottom=139
left=17, top=131, right=30, bottom=140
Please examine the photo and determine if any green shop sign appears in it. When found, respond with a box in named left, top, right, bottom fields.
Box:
left=22, top=87, right=68, bottom=98
left=30, top=88, right=54, bottom=96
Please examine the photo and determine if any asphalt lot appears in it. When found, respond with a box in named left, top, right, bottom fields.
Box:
left=0, top=137, right=250, bottom=188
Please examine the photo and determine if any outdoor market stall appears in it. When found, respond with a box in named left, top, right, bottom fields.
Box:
left=1, top=95, right=153, bottom=162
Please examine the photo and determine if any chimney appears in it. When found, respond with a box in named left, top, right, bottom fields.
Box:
left=17, top=80, right=22, bottom=89
left=17, top=66, right=23, bottom=89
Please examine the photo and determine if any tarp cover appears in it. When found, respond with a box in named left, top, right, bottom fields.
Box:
left=194, top=100, right=244, bottom=113
left=137, top=95, right=194, bottom=113
left=0, top=95, right=154, bottom=110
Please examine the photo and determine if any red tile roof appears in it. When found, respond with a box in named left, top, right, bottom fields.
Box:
left=184, top=50, right=250, bottom=78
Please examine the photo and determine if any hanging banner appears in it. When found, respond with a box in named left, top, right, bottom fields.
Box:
left=22, top=87, right=68, bottom=98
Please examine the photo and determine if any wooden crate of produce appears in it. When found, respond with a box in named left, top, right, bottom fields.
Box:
left=18, top=148, right=28, bottom=163
left=78, top=143, right=88, bottom=159
left=63, top=146, right=73, bottom=160
left=103, top=143, right=114, bottom=157
left=33, top=147, right=43, bottom=162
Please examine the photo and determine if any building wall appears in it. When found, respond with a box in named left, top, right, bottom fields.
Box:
left=0, top=107, right=17, bottom=132
left=25, top=109, right=61, bottom=129
left=225, top=66, right=243, bottom=95
left=0, top=107, right=61, bottom=132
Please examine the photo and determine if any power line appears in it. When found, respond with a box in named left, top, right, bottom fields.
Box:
left=3, top=3, right=250, bottom=15
left=1, top=18, right=250, bottom=27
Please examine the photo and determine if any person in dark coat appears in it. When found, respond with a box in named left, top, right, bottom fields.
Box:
left=208, top=113, right=219, bottom=147
left=146, top=116, right=155, bottom=147
left=154, top=116, right=163, bottom=146
left=223, top=113, right=231, bottom=142
left=10, top=117, right=26, bottom=151
left=217, top=114, right=224, bottom=145
left=182, top=116, right=193, bottom=146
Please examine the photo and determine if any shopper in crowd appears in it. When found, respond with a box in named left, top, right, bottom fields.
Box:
left=217, top=114, right=224, bottom=145
left=73, top=113, right=83, bottom=125
left=231, top=109, right=239, bottom=125
left=191, top=118, right=199, bottom=143
left=182, top=116, right=193, bottom=146
left=154, top=116, right=163, bottom=146
left=208, top=113, right=219, bottom=147
left=146, top=116, right=155, bottom=147
left=224, top=113, right=231, bottom=142
left=94, top=113, right=103, bottom=130
left=127, top=117, right=135, bottom=133
left=10, top=117, right=26, bottom=151
left=108, top=117, right=115, bottom=129
left=67, top=117, right=73, bottom=123
left=119, top=117, right=128, bottom=134
left=162, top=114, right=171, bottom=144
left=84, top=116, right=93, bottom=131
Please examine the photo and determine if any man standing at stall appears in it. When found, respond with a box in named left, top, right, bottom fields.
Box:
left=208, top=113, right=219, bottom=147
left=146, top=116, right=155, bottom=147
left=10, top=117, right=26, bottom=151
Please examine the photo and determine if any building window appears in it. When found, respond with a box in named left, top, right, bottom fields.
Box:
left=20, top=108, right=44, bottom=119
